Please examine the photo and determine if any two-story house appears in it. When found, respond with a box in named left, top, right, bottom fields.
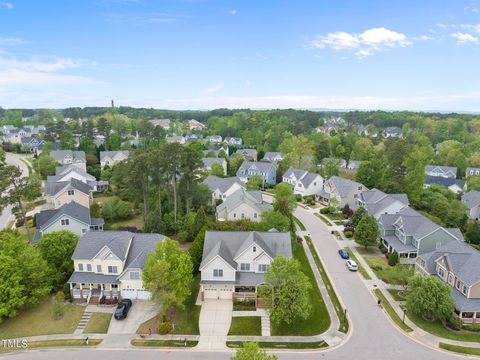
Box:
left=378, top=207, right=463, bottom=263
left=216, top=188, right=272, bottom=222
left=100, top=151, right=129, bottom=169
left=187, top=119, right=207, bottom=131
left=68, top=231, right=165, bottom=302
left=45, top=178, right=93, bottom=209
left=235, top=149, right=258, bottom=162
left=319, top=176, right=367, bottom=208
left=466, top=167, right=480, bottom=178
left=48, top=165, right=108, bottom=191
left=202, top=157, right=227, bottom=176
left=33, top=202, right=104, bottom=243
left=416, top=240, right=480, bottom=323
left=236, top=161, right=276, bottom=185
left=199, top=230, right=292, bottom=299
left=50, top=150, right=87, bottom=172
left=206, top=135, right=223, bottom=144
left=425, top=165, right=457, bottom=179
left=20, top=137, right=46, bottom=154
left=224, top=137, right=242, bottom=146
left=262, top=152, right=284, bottom=166
left=282, top=167, right=324, bottom=197
left=203, top=176, right=246, bottom=204
left=462, top=190, right=480, bottom=221
left=355, top=188, right=409, bottom=219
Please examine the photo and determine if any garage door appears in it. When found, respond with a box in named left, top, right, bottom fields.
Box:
left=136, top=290, right=151, bottom=300
left=203, top=285, right=233, bottom=299
left=121, top=289, right=151, bottom=299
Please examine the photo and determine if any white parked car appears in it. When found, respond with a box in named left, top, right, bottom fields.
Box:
left=346, top=259, right=358, bottom=272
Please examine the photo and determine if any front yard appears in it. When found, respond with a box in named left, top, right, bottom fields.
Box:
left=228, top=317, right=261, bottom=336
left=0, top=298, right=84, bottom=338
left=408, top=314, right=480, bottom=343
left=363, top=256, right=414, bottom=285
left=83, top=313, right=112, bottom=334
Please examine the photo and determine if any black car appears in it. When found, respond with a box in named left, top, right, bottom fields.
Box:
left=114, top=299, right=133, bottom=320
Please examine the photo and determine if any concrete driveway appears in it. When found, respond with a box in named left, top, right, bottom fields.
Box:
left=197, top=300, right=233, bottom=350
left=107, top=300, right=157, bottom=334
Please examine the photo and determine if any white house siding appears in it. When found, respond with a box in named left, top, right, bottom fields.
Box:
left=235, top=244, right=271, bottom=270
left=212, top=183, right=244, bottom=202
left=469, top=207, right=480, bottom=220
left=201, top=256, right=236, bottom=282
left=294, top=177, right=323, bottom=196
left=222, top=203, right=262, bottom=222
left=43, top=216, right=89, bottom=238
left=202, top=284, right=234, bottom=299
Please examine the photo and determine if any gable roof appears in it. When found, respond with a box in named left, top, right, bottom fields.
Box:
left=45, top=178, right=93, bottom=197
left=216, top=188, right=272, bottom=214
left=36, top=202, right=94, bottom=231
left=358, top=188, right=409, bottom=215
left=328, top=176, right=365, bottom=197
left=237, top=161, right=275, bottom=174
left=202, top=157, right=227, bottom=168
left=48, top=165, right=96, bottom=183
left=425, top=165, right=457, bottom=177
left=203, top=175, right=245, bottom=193
left=462, top=190, right=480, bottom=209
left=50, top=150, right=86, bottom=163
left=99, top=151, right=129, bottom=162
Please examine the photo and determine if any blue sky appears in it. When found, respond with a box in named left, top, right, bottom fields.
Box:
left=0, top=0, right=480, bottom=111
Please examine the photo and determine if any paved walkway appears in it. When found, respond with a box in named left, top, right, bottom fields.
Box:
left=197, top=300, right=233, bottom=350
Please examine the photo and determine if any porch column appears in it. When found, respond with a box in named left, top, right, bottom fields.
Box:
left=80, top=283, right=83, bottom=299
left=69, top=283, right=73, bottom=300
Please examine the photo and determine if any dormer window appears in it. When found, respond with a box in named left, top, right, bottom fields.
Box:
left=67, top=190, right=74, bottom=196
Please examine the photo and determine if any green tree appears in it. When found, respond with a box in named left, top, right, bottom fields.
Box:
left=320, top=158, right=340, bottom=179
left=403, top=145, right=433, bottom=205
left=351, top=207, right=367, bottom=227
left=273, top=183, right=296, bottom=228
left=354, top=214, right=379, bottom=248
left=210, top=162, right=225, bottom=177
left=350, top=138, right=375, bottom=161
left=246, top=175, right=264, bottom=190
left=34, top=154, right=58, bottom=179
left=406, top=274, right=455, bottom=322
left=228, top=154, right=244, bottom=176
left=231, top=342, right=278, bottom=360
left=142, top=238, right=193, bottom=319
left=467, top=176, right=480, bottom=191
left=355, top=159, right=383, bottom=189
left=465, top=221, right=480, bottom=245
left=259, top=210, right=291, bottom=232
left=264, top=256, right=312, bottom=325
left=36, top=231, right=79, bottom=289
left=102, top=197, right=133, bottom=222
left=59, top=130, right=75, bottom=150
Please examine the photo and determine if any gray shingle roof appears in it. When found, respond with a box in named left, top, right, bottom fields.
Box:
left=36, top=202, right=93, bottom=231
left=99, top=151, right=129, bottom=162
left=202, top=157, right=227, bottom=168
left=203, top=176, right=244, bottom=193
left=216, top=188, right=272, bottom=214
left=359, top=188, right=409, bottom=215
left=45, top=178, right=93, bottom=197
left=462, top=190, right=480, bottom=210
left=425, top=165, right=457, bottom=178
left=50, top=150, right=86, bottom=163
left=68, top=272, right=119, bottom=284
left=328, top=176, right=364, bottom=198
left=237, top=161, right=274, bottom=174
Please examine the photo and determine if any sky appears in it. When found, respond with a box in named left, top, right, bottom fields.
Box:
left=0, top=0, right=480, bottom=111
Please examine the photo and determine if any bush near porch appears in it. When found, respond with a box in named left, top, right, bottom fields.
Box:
left=0, top=298, right=85, bottom=339
left=270, top=240, right=331, bottom=336
left=408, top=313, right=480, bottom=342
left=228, top=317, right=262, bottom=336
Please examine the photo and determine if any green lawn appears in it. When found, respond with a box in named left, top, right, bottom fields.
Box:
left=137, top=275, right=201, bottom=335
left=344, top=248, right=372, bottom=280
left=387, top=289, right=406, bottom=302
left=0, top=298, right=85, bottom=338
left=305, top=236, right=349, bottom=333
left=355, top=246, right=380, bottom=255
left=315, top=213, right=333, bottom=226
left=439, top=342, right=480, bottom=355
left=228, top=317, right=261, bottom=336
left=374, top=289, right=413, bottom=333
left=293, top=216, right=306, bottom=231
left=103, top=214, right=144, bottom=231
left=28, top=339, right=102, bottom=348
left=83, top=313, right=112, bottom=334
left=363, top=257, right=414, bottom=285
left=227, top=341, right=328, bottom=349
left=323, top=212, right=347, bottom=221
left=271, top=239, right=331, bottom=336
left=408, top=313, right=480, bottom=342
left=131, top=339, right=198, bottom=347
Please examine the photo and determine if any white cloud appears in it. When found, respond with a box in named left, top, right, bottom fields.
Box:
left=230, top=9, right=236, bottom=15
left=418, top=35, right=433, bottom=41
left=199, top=83, right=224, bottom=95
left=451, top=32, right=479, bottom=44
left=460, top=23, right=480, bottom=33
left=311, top=27, right=411, bottom=58
left=0, top=37, right=25, bottom=46
left=0, top=2, right=13, bottom=9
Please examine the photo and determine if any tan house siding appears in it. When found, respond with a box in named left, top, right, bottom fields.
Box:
left=50, top=191, right=91, bottom=209
left=469, top=283, right=480, bottom=298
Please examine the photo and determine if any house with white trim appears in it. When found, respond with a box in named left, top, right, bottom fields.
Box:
left=462, top=190, right=480, bottom=221
left=282, top=167, right=324, bottom=197
left=203, top=176, right=246, bottom=203
left=236, top=161, right=276, bottom=185
left=100, top=151, right=129, bottom=169
left=216, top=188, right=272, bottom=222
left=425, top=165, right=457, bottom=179
left=50, top=150, right=87, bottom=172
left=45, top=178, right=94, bottom=210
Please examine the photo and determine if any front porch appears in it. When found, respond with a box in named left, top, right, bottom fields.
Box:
left=381, top=237, right=417, bottom=264
left=455, top=310, right=480, bottom=324
left=70, top=282, right=119, bottom=304
left=233, top=286, right=272, bottom=309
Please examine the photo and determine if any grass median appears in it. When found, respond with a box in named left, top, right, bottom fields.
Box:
left=439, top=342, right=480, bottom=355
left=131, top=339, right=198, bottom=347
left=374, top=289, right=412, bottom=333
left=227, top=340, right=328, bottom=349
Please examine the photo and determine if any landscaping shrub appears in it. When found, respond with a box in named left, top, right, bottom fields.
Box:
left=447, top=317, right=463, bottom=331
left=304, top=196, right=315, bottom=205
left=63, top=283, right=71, bottom=300
left=158, top=322, right=172, bottom=334
left=320, top=207, right=330, bottom=214
left=341, top=204, right=350, bottom=215
left=379, top=244, right=388, bottom=254
left=51, top=294, right=65, bottom=319
left=102, top=196, right=134, bottom=222
left=388, top=251, right=399, bottom=266
left=295, top=194, right=303, bottom=202
left=344, top=231, right=353, bottom=238
left=462, top=323, right=480, bottom=332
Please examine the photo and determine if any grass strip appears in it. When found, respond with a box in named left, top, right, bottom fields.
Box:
left=131, top=339, right=198, bottom=347
left=293, top=216, right=306, bottom=231
left=0, top=339, right=103, bottom=350
left=343, top=248, right=372, bottom=280
left=314, top=213, right=332, bottom=226
left=374, top=289, right=412, bottom=333
left=408, top=313, right=480, bottom=342
left=226, top=341, right=328, bottom=349
left=439, top=342, right=480, bottom=355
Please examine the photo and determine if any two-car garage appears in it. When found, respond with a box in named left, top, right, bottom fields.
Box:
left=202, top=284, right=234, bottom=300
left=121, top=289, right=151, bottom=300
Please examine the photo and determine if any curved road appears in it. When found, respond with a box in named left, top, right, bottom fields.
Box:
left=0, top=205, right=467, bottom=359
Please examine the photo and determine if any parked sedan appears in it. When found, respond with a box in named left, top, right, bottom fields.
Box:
left=346, top=259, right=358, bottom=272
left=114, top=299, right=133, bottom=320
left=338, top=249, right=349, bottom=260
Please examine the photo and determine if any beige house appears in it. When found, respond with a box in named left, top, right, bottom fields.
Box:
left=319, top=176, right=368, bottom=208
left=100, top=151, right=129, bottom=169
left=45, top=178, right=93, bottom=209
left=68, top=231, right=165, bottom=303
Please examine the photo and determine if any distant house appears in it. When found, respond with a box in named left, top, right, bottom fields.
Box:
left=262, top=152, right=284, bottom=165
left=224, top=137, right=242, bottom=146
left=236, top=161, right=276, bottom=185
left=149, top=119, right=170, bottom=129
left=346, top=160, right=361, bottom=172
left=45, top=178, right=94, bottom=210
left=202, top=157, right=227, bottom=175
left=356, top=188, right=409, bottom=219
left=206, top=135, right=223, bottom=144
left=20, top=137, right=46, bottom=154
left=48, top=165, right=108, bottom=191
left=166, top=135, right=186, bottom=144
left=187, top=119, right=207, bottom=131
left=100, top=151, right=129, bottom=169
left=203, top=176, right=245, bottom=203
left=34, top=202, right=104, bottom=243
left=462, top=190, right=480, bottom=221
left=416, top=240, right=480, bottom=323
left=384, top=126, right=402, bottom=138
left=282, top=168, right=324, bottom=197
left=50, top=150, right=87, bottom=172
left=235, top=149, right=258, bottom=161
left=320, top=157, right=347, bottom=170
left=216, top=188, right=272, bottom=222
left=186, top=134, right=204, bottom=142
left=199, top=231, right=292, bottom=299
left=425, top=165, right=457, bottom=179
left=319, top=176, right=367, bottom=208
left=204, top=145, right=229, bottom=157
left=378, top=207, right=463, bottom=263
left=466, top=167, right=480, bottom=178
left=315, top=125, right=338, bottom=135
left=425, top=176, right=466, bottom=194
left=68, top=231, right=165, bottom=302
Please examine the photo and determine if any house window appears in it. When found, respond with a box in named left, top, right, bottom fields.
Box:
left=213, top=269, right=223, bottom=277
left=67, top=190, right=74, bottom=196
left=253, top=246, right=256, bottom=253
left=240, top=263, right=250, bottom=271
left=463, top=285, right=468, bottom=296
left=97, top=265, right=102, bottom=273
left=448, top=274, right=454, bottom=285
left=78, top=264, right=84, bottom=271
left=241, top=213, right=245, bottom=219
left=61, top=219, right=70, bottom=226
left=108, top=266, right=118, bottom=274
left=86, top=264, right=92, bottom=272
left=254, top=213, right=258, bottom=219
left=456, top=279, right=461, bottom=290
left=437, top=266, right=445, bottom=278
left=233, top=213, right=236, bottom=218
left=258, top=264, right=269, bottom=272
left=130, top=271, right=140, bottom=280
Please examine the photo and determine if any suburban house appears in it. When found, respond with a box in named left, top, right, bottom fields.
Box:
left=50, top=150, right=87, bottom=172
left=216, top=188, right=272, bottom=222
left=236, top=161, right=276, bottom=186
left=202, top=157, right=227, bottom=175
left=355, top=188, right=409, bottom=219
left=20, top=137, right=46, bottom=154
left=416, top=240, right=480, bottom=323
left=315, top=125, right=338, bottom=135
left=224, top=137, right=242, bottom=146
left=68, top=231, right=165, bottom=302
left=462, top=190, right=480, bottom=221
left=425, top=165, right=457, bottom=179
left=384, top=126, right=402, bottom=138
left=149, top=118, right=170, bottom=129
left=45, top=178, right=93, bottom=209
left=378, top=207, right=463, bottom=263
left=466, top=167, right=480, bottom=178
left=282, top=167, right=324, bottom=197
left=236, top=149, right=258, bottom=161
left=186, top=134, right=204, bottom=142
left=425, top=175, right=466, bottom=194
left=319, top=176, right=367, bottom=208
left=34, top=202, right=104, bottom=243
left=199, top=230, right=292, bottom=299
left=262, top=152, right=284, bottom=165
left=203, top=176, right=246, bottom=203
left=187, top=119, right=207, bottom=131
left=204, top=145, right=229, bottom=157
left=346, top=160, right=361, bottom=172
left=206, top=135, right=223, bottom=143
left=166, top=135, right=186, bottom=144
left=48, top=165, right=108, bottom=191
left=99, top=151, right=129, bottom=169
